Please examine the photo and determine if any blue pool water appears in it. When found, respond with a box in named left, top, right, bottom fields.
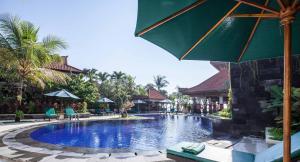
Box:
left=31, top=115, right=212, bottom=152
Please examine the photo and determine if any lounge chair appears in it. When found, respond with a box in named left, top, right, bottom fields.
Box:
left=167, top=131, right=300, bottom=162
left=65, top=107, right=79, bottom=120
left=44, top=107, right=57, bottom=121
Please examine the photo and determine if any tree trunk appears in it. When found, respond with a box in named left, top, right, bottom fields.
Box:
left=17, top=79, right=24, bottom=111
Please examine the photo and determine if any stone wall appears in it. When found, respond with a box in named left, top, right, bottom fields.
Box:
left=229, top=56, right=300, bottom=136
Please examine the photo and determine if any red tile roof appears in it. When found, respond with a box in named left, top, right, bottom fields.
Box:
left=182, top=62, right=229, bottom=96
left=148, top=87, right=167, bottom=100
left=133, top=87, right=167, bottom=101
left=46, top=56, right=82, bottom=74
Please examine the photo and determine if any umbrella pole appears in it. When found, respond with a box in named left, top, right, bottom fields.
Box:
left=282, top=16, right=292, bottom=162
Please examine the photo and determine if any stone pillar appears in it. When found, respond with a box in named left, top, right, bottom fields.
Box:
left=219, top=96, right=224, bottom=111
left=202, top=98, right=207, bottom=114
left=192, top=97, right=197, bottom=114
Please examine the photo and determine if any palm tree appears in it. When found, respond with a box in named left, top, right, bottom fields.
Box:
left=83, top=68, right=98, bottom=82
left=111, top=71, right=125, bottom=80
left=153, top=75, right=169, bottom=91
left=97, top=72, right=110, bottom=83
left=0, top=15, right=68, bottom=109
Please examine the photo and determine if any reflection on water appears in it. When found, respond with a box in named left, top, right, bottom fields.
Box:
left=31, top=114, right=212, bottom=152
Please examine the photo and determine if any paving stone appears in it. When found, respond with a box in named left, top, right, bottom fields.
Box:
left=110, top=152, right=136, bottom=159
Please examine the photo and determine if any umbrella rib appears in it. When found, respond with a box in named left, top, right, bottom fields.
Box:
left=179, top=2, right=242, bottom=61
left=236, top=0, right=279, bottom=15
left=277, top=0, right=286, bottom=10
left=136, top=0, right=207, bottom=37
left=292, top=0, right=299, bottom=8
left=230, top=13, right=279, bottom=18
left=237, top=0, right=270, bottom=62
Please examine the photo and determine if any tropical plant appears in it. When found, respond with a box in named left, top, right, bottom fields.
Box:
left=98, top=72, right=141, bottom=110
left=217, top=108, right=232, bottom=118
left=121, top=101, right=134, bottom=118
left=111, top=71, right=125, bottom=80
left=0, top=15, right=68, bottom=110
left=51, top=74, right=99, bottom=103
left=268, top=127, right=296, bottom=141
left=145, top=83, right=155, bottom=90
left=134, top=85, right=147, bottom=96
left=261, top=85, right=300, bottom=129
left=83, top=68, right=98, bottom=82
left=169, top=90, right=191, bottom=112
left=153, top=75, right=169, bottom=91
left=78, top=101, right=88, bottom=113
left=15, top=110, right=24, bottom=122
left=97, top=72, right=110, bottom=83
left=227, top=88, right=233, bottom=109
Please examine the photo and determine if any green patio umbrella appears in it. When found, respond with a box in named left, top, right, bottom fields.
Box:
left=135, top=0, right=300, bottom=161
left=97, top=97, right=114, bottom=103
left=97, top=97, right=114, bottom=110
left=44, top=89, right=80, bottom=112
left=44, top=89, right=80, bottom=99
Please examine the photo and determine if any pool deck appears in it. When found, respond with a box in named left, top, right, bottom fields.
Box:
left=0, top=115, right=269, bottom=162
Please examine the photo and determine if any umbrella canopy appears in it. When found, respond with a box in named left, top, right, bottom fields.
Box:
left=97, top=97, right=114, bottom=103
left=135, top=1, right=300, bottom=161
left=44, top=89, right=80, bottom=99
left=135, top=0, right=300, bottom=62
left=133, top=99, right=146, bottom=104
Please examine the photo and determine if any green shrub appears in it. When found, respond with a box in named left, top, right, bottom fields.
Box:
left=15, top=110, right=24, bottom=119
left=78, top=102, right=88, bottom=113
left=218, top=108, right=231, bottom=118
left=269, top=127, right=296, bottom=141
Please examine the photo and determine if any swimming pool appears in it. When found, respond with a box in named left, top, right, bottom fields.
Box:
left=31, top=114, right=212, bottom=152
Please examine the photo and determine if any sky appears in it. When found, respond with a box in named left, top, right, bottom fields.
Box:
left=0, top=0, right=218, bottom=93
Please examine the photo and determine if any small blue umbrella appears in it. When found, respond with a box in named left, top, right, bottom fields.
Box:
left=97, top=97, right=114, bottom=103
left=44, top=89, right=80, bottom=99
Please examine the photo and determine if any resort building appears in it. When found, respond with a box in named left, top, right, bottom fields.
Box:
left=46, top=56, right=82, bottom=74
left=181, top=61, right=230, bottom=114
left=132, top=87, right=167, bottom=112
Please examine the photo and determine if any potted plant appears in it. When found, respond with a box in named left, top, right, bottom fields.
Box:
left=15, top=110, right=24, bottom=122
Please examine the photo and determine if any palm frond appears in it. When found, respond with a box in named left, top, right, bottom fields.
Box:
left=42, top=35, right=68, bottom=52
left=0, top=15, right=22, bottom=49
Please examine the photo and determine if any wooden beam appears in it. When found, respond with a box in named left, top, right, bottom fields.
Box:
left=230, top=13, right=279, bottom=18
left=237, top=0, right=270, bottom=62
left=236, top=0, right=280, bottom=15
left=137, top=0, right=206, bottom=37
left=179, top=2, right=242, bottom=60
left=283, top=19, right=292, bottom=162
